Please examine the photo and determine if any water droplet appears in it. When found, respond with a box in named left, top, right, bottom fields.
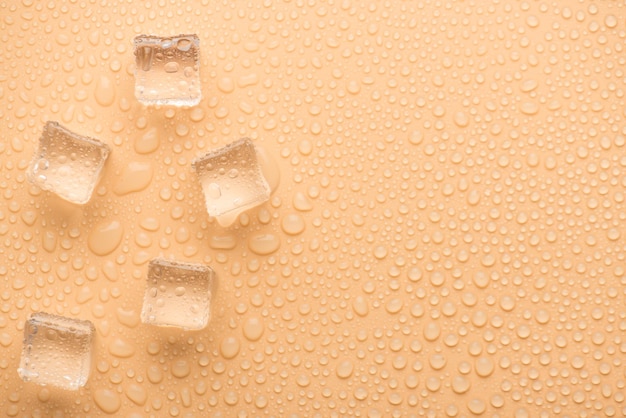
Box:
left=0, top=333, right=13, bottom=347
left=467, top=398, right=486, bottom=415
left=135, top=127, right=160, bottom=154
left=352, top=296, right=369, bottom=317
left=409, top=131, right=423, bottom=145
left=220, top=336, right=240, bottom=359
left=605, top=14, right=618, bottom=28
left=248, top=233, right=280, bottom=255
left=125, top=383, right=147, bottom=406
left=520, top=102, right=538, bottom=115
left=281, top=214, right=305, bottom=235
left=336, top=360, right=354, bottom=379
left=521, top=79, right=538, bottom=92
left=172, top=360, right=190, bottom=378
left=217, top=77, right=235, bottom=93
left=452, top=376, right=470, bottom=394
left=147, top=365, right=163, bottom=384
left=256, top=144, right=281, bottom=194
left=293, top=191, right=313, bottom=211
left=164, top=61, right=180, bottom=73
left=209, top=234, right=237, bottom=250
left=109, top=338, right=135, bottom=358
left=94, top=389, right=121, bottom=414
left=94, top=76, right=116, bottom=107
left=238, top=73, right=259, bottom=87
left=116, top=308, right=140, bottom=328
left=88, top=220, right=124, bottom=256
left=176, top=38, right=192, bottom=51
left=242, top=317, right=264, bottom=341
left=475, top=357, right=494, bottom=377
left=114, top=162, right=154, bottom=195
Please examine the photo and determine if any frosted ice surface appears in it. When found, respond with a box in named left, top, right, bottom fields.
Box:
left=133, top=34, right=201, bottom=106
left=18, top=312, right=95, bottom=391
left=27, top=121, right=110, bottom=204
left=192, top=138, right=271, bottom=227
left=141, top=258, right=216, bottom=330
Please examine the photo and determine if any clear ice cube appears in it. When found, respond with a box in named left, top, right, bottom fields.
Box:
left=192, top=138, right=271, bottom=227
left=141, top=258, right=216, bottom=330
left=27, top=121, right=110, bottom=205
left=18, top=312, right=95, bottom=391
left=133, top=34, right=202, bottom=106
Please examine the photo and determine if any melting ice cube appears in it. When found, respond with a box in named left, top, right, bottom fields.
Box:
left=192, top=138, right=271, bottom=227
left=27, top=121, right=110, bottom=204
left=141, top=258, right=216, bottom=330
left=133, top=34, right=201, bottom=106
left=18, top=312, right=95, bottom=390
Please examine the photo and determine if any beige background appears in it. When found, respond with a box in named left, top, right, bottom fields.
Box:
left=1, top=0, right=626, bottom=416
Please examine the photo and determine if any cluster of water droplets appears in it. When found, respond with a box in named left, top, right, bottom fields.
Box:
left=0, top=0, right=625, bottom=416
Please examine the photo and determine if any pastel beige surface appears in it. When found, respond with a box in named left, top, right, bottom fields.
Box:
left=1, top=0, right=626, bottom=417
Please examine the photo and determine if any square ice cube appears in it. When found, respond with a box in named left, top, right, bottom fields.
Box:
left=192, top=138, right=270, bottom=227
left=133, top=34, right=202, bottom=106
left=27, top=121, right=110, bottom=205
left=141, top=258, right=216, bottom=330
left=18, top=312, right=95, bottom=391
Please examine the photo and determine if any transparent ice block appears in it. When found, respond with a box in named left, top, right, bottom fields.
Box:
left=27, top=121, right=110, bottom=204
left=18, top=312, right=95, bottom=391
left=192, top=138, right=271, bottom=227
left=141, top=258, right=216, bottom=330
left=133, top=34, right=201, bottom=106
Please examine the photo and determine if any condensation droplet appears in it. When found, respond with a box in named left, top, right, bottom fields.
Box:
left=95, top=76, right=115, bottom=107
left=220, top=336, right=241, bottom=359
left=94, top=389, right=121, bottom=414
left=89, top=220, right=124, bottom=256
left=248, top=233, right=280, bottom=255
left=242, top=317, right=264, bottom=341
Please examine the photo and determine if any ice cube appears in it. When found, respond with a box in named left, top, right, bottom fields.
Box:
left=192, top=138, right=270, bottom=227
left=18, top=312, right=95, bottom=391
left=141, top=258, right=216, bottom=330
left=133, top=34, right=202, bottom=106
left=27, top=121, right=110, bottom=205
